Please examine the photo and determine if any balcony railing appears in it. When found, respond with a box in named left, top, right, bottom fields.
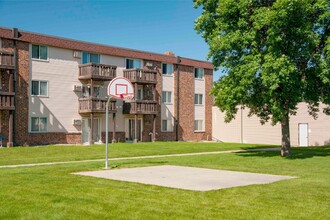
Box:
left=123, top=69, right=157, bottom=84
left=79, top=97, right=116, bottom=114
left=0, top=92, right=15, bottom=110
left=123, top=100, right=157, bottom=115
left=79, top=63, right=117, bottom=80
left=0, top=51, right=14, bottom=69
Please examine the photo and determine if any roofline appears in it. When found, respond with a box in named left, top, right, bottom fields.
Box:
left=0, top=26, right=214, bottom=70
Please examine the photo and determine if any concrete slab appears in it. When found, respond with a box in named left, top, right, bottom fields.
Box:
left=73, top=165, right=296, bottom=191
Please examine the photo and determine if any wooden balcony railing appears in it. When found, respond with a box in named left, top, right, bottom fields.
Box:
left=79, top=63, right=117, bottom=80
left=123, top=69, right=157, bottom=84
left=0, top=92, right=15, bottom=110
left=123, top=100, right=157, bottom=115
left=0, top=51, right=14, bottom=69
left=79, top=97, right=116, bottom=114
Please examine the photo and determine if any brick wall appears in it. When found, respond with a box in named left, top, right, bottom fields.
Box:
left=23, top=133, right=81, bottom=146
left=178, top=65, right=195, bottom=141
left=204, top=69, right=213, bottom=140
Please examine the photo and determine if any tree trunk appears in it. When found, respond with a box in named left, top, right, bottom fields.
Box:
left=280, top=114, right=291, bottom=157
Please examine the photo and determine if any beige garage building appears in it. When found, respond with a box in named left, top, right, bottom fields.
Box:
left=212, top=103, right=330, bottom=146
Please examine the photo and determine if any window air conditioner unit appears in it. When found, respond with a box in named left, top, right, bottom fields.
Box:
left=73, top=119, right=82, bottom=126
left=73, top=85, right=82, bottom=92
left=73, top=51, right=82, bottom=58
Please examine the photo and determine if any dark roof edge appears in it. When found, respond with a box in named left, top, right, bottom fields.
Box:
left=0, top=26, right=214, bottom=69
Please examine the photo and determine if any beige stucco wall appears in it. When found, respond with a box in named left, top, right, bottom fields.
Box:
left=29, top=46, right=81, bottom=133
left=161, top=74, right=174, bottom=131
left=212, top=103, right=330, bottom=146
left=194, top=78, right=205, bottom=130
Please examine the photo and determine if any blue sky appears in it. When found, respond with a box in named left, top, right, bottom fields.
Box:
left=0, top=0, right=222, bottom=81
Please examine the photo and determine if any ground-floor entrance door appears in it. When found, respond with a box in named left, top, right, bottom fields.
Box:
left=125, top=118, right=142, bottom=142
left=298, top=123, right=308, bottom=147
left=82, top=118, right=101, bottom=144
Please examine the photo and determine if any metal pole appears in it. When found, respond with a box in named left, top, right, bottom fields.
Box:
left=241, top=105, right=243, bottom=144
left=105, top=96, right=111, bottom=169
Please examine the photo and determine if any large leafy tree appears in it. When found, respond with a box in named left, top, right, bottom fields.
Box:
left=194, top=0, right=330, bottom=156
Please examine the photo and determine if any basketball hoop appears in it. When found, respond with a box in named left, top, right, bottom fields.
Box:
left=107, top=76, right=134, bottom=99
left=105, top=76, right=134, bottom=169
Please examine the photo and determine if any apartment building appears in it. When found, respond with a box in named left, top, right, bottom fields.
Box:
left=0, top=27, right=213, bottom=146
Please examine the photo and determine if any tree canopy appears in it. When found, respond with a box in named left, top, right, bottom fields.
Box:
left=194, top=0, right=330, bottom=156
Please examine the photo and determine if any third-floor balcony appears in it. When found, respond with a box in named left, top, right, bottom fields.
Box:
left=123, top=69, right=157, bottom=84
left=123, top=100, right=157, bottom=115
left=0, top=50, right=14, bottom=70
left=79, top=97, right=117, bottom=114
left=79, top=63, right=116, bottom=81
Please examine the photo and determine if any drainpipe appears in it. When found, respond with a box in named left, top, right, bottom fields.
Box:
left=175, top=56, right=181, bottom=141
left=9, top=28, right=18, bottom=146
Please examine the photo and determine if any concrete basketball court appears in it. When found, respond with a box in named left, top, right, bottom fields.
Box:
left=73, top=165, right=295, bottom=191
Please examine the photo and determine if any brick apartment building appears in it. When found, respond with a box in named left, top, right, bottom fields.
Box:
left=0, top=27, right=213, bottom=146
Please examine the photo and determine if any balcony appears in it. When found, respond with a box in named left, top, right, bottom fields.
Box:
left=0, top=92, right=15, bottom=110
left=123, top=100, right=157, bottom=115
left=123, top=69, right=157, bottom=84
left=79, top=97, right=117, bottom=114
left=0, top=50, right=14, bottom=70
left=79, top=63, right=116, bottom=81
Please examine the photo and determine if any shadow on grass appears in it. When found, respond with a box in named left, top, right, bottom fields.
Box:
left=236, top=146, right=330, bottom=160
left=239, top=145, right=280, bottom=150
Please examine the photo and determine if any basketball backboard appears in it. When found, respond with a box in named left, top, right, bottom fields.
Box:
left=107, top=76, right=134, bottom=99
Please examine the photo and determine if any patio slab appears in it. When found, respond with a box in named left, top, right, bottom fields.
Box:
left=73, top=165, right=296, bottom=191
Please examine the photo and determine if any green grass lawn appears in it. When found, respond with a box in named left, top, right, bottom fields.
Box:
left=0, top=143, right=329, bottom=219
left=0, top=142, right=276, bottom=166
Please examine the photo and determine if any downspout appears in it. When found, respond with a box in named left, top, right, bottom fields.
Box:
left=12, top=28, right=18, bottom=146
left=175, top=56, right=181, bottom=141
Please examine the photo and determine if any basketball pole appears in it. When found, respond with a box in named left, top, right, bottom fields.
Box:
left=105, top=96, right=111, bottom=169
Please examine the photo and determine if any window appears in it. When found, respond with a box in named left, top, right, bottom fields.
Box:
left=32, top=44, right=48, bottom=60
left=81, top=85, right=102, bottom=98
left=137, top=87, right=143, bottom=100
left=194, top=120, right=203, bottom=131
left=126, top=58, right=142, bottom=69
left=194, top=68, right=204, bottom=79
left=194, top=94, right=203, bottom=105
left=162, top=119, right=173, bottom=132
left=162, top=91, right=172, bottom=103
left=82, top=52, right=100, bottom=64
left=162, top=63, right=173, bottom=76
left=31, top=80, right=48, bottom=96
left=93, top=86, right=102, bottom=98
left=31, top=117, right=47, bottom=132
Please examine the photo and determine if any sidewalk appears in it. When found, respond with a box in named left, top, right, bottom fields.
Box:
left=0, top=148, right=280, bottom=169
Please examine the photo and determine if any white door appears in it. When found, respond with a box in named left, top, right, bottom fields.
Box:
left=299, top=123, right=308, bottom=147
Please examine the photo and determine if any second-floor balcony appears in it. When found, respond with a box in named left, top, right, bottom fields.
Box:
left=0, top=92, right=15, bottom=110
left=79, top=63, right=117, bottom=81
left=79, top=97, right=117, bottom=114
left=0, top=50, right=14, bottom=70
left=123, top=100, right=157, bottom=115
left=123, top=69, right=157, bottom=84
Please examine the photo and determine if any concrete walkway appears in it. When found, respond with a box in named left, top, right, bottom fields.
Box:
left=0, top=148, right=280, bottom=169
